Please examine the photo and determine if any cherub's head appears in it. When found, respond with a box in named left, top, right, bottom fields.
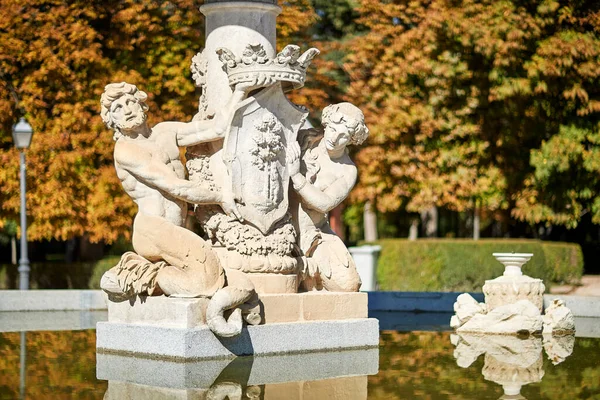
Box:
left=100, top=82, right=149, bottom=140
left=321, top=103, right=369, bottom=154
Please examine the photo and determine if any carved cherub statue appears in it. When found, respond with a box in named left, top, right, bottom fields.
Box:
left=288, top=103, right=369, bottom=292
left=99, top=81, right=261, bottom=337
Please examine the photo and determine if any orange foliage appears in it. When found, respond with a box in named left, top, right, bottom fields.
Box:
left=343, top=0, right=600, bottom=228
left=0, top=0, right=320, bottom=243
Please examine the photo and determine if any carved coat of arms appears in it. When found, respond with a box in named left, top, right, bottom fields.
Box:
left=223, top=84, right=307, bottom=234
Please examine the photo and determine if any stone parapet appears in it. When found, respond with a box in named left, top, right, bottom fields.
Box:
left=204, top=0, right=278, bottom=4
left=0, top=289, right=106, bottom=311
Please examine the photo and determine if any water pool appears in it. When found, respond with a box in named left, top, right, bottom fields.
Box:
left=0, top=325, right=598, bottom=399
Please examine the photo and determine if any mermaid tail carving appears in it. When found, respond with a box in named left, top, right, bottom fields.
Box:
left=206, top=268, right=261, bottom=337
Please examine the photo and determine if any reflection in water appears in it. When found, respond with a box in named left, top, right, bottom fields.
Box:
left=543, top=334, right=575, bottom=365
left=19, top=332, right=25, bottom=400
left=2, top=330, right=600, bottom=399
left=452, top=333, right=575, bottom=399
left=98, top=347, right=379, bottom=399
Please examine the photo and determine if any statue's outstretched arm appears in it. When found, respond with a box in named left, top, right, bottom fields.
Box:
left=115, top=141, right=222, bottom=205
left=160, top=120, right=226, bottom=147
left=173, top=84, right=255, bottom=147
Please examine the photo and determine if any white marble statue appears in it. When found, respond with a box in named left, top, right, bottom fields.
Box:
left=187, top=43, right=325, bottom=293
left=95, top=0, right=378, bottom=358
left=99, top=41, right=369, bottom=337
left=99, top=81, right=262, bottom=336
left=542, top=298, right=575, bottom=334
left=288, top=103, right=369, bottom=292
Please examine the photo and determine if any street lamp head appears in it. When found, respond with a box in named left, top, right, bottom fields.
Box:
left=12, top=118, right=33, bottom=149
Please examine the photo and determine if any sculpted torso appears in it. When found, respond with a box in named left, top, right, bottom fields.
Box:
left=302, top=141, right=357, bottom=227
left=115, top=125, right=187, bottom=226
left=100, top=81, right=265, bottom=335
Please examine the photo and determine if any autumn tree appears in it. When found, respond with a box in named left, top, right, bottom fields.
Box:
left=0, top=0, right=320, bottom=244
left=344, top=0, right=600, bottom=231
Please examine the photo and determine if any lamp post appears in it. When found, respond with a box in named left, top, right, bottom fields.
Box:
left=12, top=118, right=33, bottom=290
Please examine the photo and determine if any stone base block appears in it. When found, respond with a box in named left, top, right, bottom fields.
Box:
left=99, top=292, right=376, bottom=360
left=245, top=273, right=298, bottom=294
left=107, top=291, right=369, bottom=326
left=96, top=318, right=379, bottom=360
left=483, top=276, right=545, bottom=312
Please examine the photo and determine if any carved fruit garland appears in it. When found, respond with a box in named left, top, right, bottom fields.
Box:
left=250, top=113, right=284, bottom=208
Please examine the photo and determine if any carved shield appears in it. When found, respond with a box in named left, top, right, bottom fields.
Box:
left=223, top=84, right=308, bottom=234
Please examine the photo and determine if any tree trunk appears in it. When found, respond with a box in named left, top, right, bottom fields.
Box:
left=408, top=219, right=419, bottom=241
left=473, top=205, right=480, bottom=240
left=10, top=236, right=17, bottom=265
left=363, top=201, right=378, bottom=242
left=420, top=206, right=438, bottom=238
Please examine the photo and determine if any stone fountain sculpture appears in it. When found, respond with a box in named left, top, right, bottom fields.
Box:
left=451, top=253, right=575, bottom=335
left=96, top=0, right=378, bottom=358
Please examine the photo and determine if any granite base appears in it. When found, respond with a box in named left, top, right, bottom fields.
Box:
left=97, top=292, right=379, bottom=360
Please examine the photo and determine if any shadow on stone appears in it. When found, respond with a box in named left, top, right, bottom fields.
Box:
left=215, top=325, right=255, bottom=357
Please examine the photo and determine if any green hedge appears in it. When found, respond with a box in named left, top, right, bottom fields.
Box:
left=374, top=239, right=583, bottom=292
left=88, top=256, right=122, bottom=289
left=0, top=256, right=121, bottom=290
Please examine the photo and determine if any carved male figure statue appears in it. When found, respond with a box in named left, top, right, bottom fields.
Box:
left=288, top=103, right=369, bottom=292
left=100, top=81, right=247, bottom=296
left=99, top=81, right=266, bottom=336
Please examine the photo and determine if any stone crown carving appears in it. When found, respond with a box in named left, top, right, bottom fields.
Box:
left=217, top=43, right=320, bottom=89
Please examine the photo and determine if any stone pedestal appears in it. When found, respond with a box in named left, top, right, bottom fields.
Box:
left=483, top=275, right=545, bottom=312
left=483, top=253, right=545, bottom=312
left=349, top=245, right=381, bottom=292
left=97, top=292, right=379, bottom=360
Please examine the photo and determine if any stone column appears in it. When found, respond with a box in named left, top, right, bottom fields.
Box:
left=200, top=0, right=281, bottom=112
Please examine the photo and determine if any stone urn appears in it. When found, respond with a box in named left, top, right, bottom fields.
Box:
left=482, top=253, right=545, bottom=312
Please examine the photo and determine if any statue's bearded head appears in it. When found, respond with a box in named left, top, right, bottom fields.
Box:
left=321, top=103, right=369, bottom=153
left=101, top=82, right=149, bottom=140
